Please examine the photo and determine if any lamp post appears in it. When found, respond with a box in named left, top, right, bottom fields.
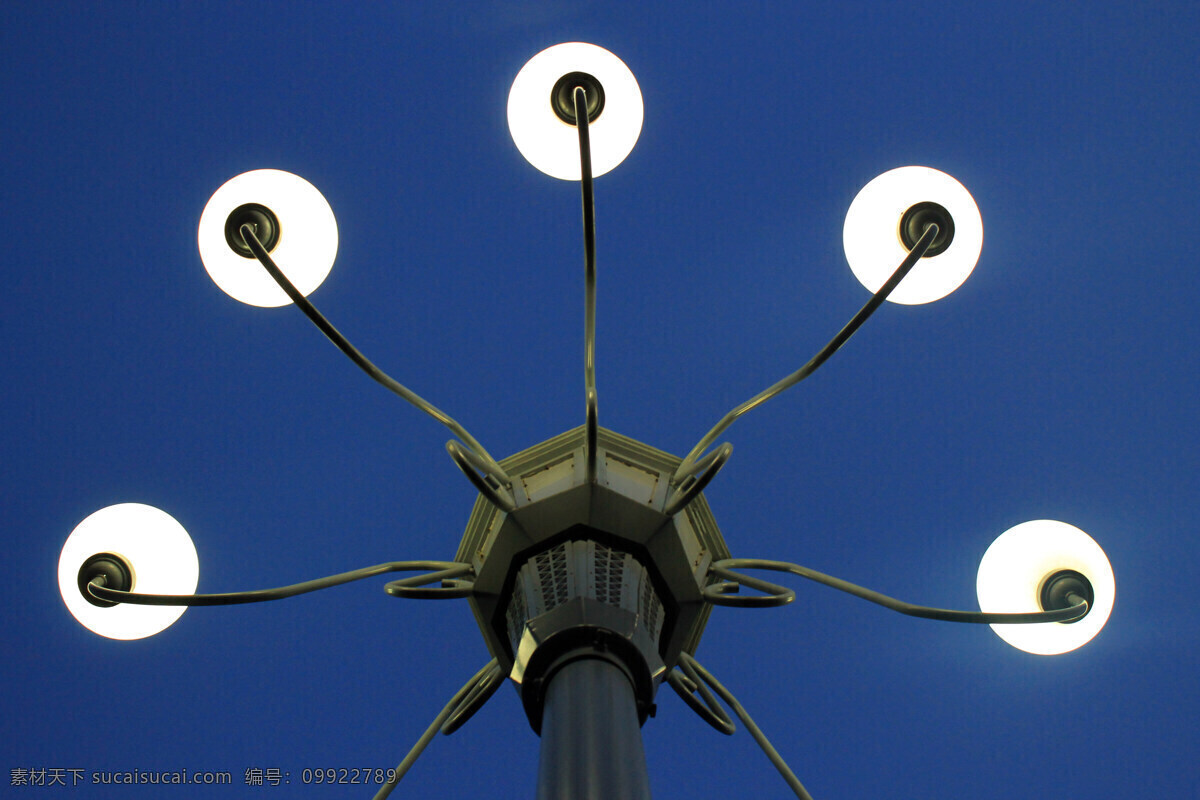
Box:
left=56, top=41, right=1115, bottom=799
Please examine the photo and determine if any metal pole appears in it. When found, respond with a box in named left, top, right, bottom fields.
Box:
left=536, top=655, right=653, bottom=800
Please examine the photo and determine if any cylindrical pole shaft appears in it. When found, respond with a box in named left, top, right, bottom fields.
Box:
left=536, top=657, right=652, bottom=800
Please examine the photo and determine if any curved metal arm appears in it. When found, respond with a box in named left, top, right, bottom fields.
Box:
left=708, top=558, right=1090, bottom=623
left=586, top=388, right=598, bottom=484
left=575, top=86, right=599, bottom=485
left=373, top=658, right=500, bottom=800
left=664, top=442, right=733, bottom=516
left=87, top=560, right=473, bottom=606
left=673, top=224, right=939, bottom=482
left=672, top=652, right=814, bottom=800
left=446, top=440, right=517, bottom=513
left=384, top=561, right=475, bottom=599
left=703, top=563, right=796, bottom=608
left=240, top=225, right=511, bottom=487
left=440, top=660, right=505, bottom=735
left=666, top=662, right=735, bottom=735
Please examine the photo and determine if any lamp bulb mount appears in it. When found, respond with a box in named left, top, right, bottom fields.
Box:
left=899, top=201, right=955, bottom=257
left=224, top=203, right=280, bottom=258
left=77, top=552, right=133, bottom=608
left=551, top=72, right=605, bottom=125
left=1039, top=569, right=1093, bottom=623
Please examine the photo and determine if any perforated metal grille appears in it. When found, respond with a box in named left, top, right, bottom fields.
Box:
left=505, top=577, right=528, bottom=653
left=506, top=540, right=665, bottom=655
left=639, top=573, right=661, bottom=639
left=537, top=543, right=571, bottom=609
left=593, top=542, right=624, bottom=606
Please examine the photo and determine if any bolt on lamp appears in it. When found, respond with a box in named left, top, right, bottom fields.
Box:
left=58, top=41, right=1115, bottom=799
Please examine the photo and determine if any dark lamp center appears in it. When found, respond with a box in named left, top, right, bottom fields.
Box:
left=224, top=203, right=281, bottom=258
left=551, top=72, right=606, bottom=125
left=77, top=552, right=133, bottom=608
left=899, top=201, right=955, bottom=257
left=1038, top=569, right=1093, bottom=624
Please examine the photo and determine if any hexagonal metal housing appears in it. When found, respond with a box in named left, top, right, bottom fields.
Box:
left=454, top=425, right=730, bottom=676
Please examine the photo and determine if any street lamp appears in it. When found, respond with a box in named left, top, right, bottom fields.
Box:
left=56, top=42, right=1115, bottom=799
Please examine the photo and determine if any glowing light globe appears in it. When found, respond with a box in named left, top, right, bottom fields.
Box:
left=843, top=166, right=983, bottom=304
left=508, top=43, right=643, bottom=180
left=976, top=520, right=1114, bottom=654
left=198, top=169, right=338, bottom=307
left=58, top=503, right=199, bottom=640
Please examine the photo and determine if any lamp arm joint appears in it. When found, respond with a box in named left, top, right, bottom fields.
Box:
left=664, top=442, right=733, bottom=516
left=446, top=440, right=517, bottom=513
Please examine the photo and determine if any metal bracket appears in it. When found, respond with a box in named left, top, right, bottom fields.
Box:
left=440, top=660, right=505, bottom=735
left=666, top=661, right=735, bottom=735
left=447, top=440, right=517, bottom=513
left=702, top=561, right=796, bottom=608
left=664, top=442, right=732, bottom=516
left=384, top=561, right=475, bottom=600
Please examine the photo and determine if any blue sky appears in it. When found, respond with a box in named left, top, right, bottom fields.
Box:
left=3, top=2, right=1198, bottom=797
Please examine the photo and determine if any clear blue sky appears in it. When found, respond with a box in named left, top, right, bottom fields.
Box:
left=3, top=2, right=1197, bottom=798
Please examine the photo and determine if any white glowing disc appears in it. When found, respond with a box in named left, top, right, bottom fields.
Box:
left=976, top=520, right=1114, bottom=655
left=843, top=166, right=983, bottom=304
left=58, top=503, right=199, bottom=640
left=198, top=169, right=338, bottom=307
left=508, top=43, right=643, bottom=180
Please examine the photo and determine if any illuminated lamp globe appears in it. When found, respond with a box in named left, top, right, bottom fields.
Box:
left=507, top=42, right=643, bottom=180
left=976, top=520, right=1114, bottom=655
left=843, top=166, right=983, bottom=304
left=198, top=169, right=338, bottom=307
left=58, top=503, right=199, bottom=640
